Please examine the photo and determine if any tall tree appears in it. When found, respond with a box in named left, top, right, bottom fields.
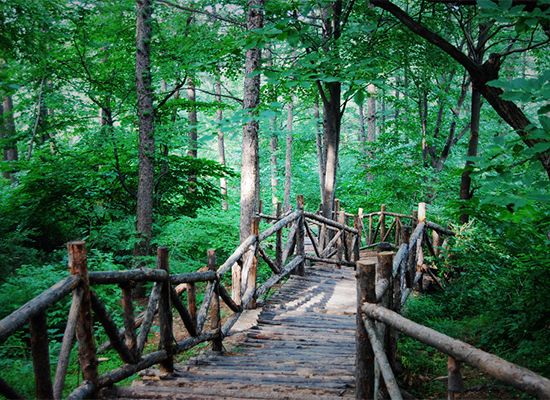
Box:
left=133, top=0, right=155, bottom=266
left=283, top=96, right=294, bottom=212
left=239, top=0, right=264, bottom=242
left=215, top=80, right=228, bottom=211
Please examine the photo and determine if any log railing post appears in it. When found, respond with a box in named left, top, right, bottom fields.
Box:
left=68, top=241, right=99, bottom=390
left=295, top=195, right=305, bottom=276
left=368, top=214, right=373, bottom=245
left=337, top=210, right=345, bottom=268
left=157, top=246, right=173, bottom=372
left=208, top=249, right=223, bottom=351
left=353, top=216, right=361, bottom=263
left=356, top=261, right=376, bottom=400
left=120, top=283, right=137, bottom=360
left=416, top=203, right=426, bottom=293
left=380, top=204, right=386, bottom=243
left=246, top=217, right=260, bottom=309
left=433, top=230, right=441, bottom=257
left=188, top=282, right=197, bottom=326
left=377, top=247, right=396, bottom=375
left=448, top=356, right=463, bottom=399
left=276, top=201, right=283, bottom=269
left=29, top=310, right=53, bottom=399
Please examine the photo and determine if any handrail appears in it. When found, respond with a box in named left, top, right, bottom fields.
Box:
left=363, top=303, right=550, bottom=399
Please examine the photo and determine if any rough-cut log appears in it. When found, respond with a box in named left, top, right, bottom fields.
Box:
left=295, top=195, right=305, bottom=276
left=120, top=284, right=137, bottom=359
left=258, top=244, right=281, bottom=274
left=136, top=282, right=161, bottom=356
left=304, top=221, right=321, bottom=258
left=196, top=282, right=215, bottom=333
left=258, top=210, right=301, bottom=242
left=304, top=211, right=359, bottom=234
left=157, top=246, right=173, bottom=372
left=217, top=234, right=257, bottom=277
left=304, top=255, right=356, bottom=267
left=0, top=274, right=80, bottom=344
left=90, top=290, right=137, bottom=365
left=362, top=303, right=550, bottom=399
left=68, top=242, right=99, bottom=389
left=320, top=229, right=343, bottom=258
left=54, top=288, right=82, bottom=400
left=276, top=202, right=283, bottom=268
left=170, top=270, right=217, bottom=285
left=426, top=221, right=455, bottom=236
left=170, top=286, right=198, bottom=337
left=88, top=269, right=168, bottom=285
left=448, top=356, right=463, bottom=399
left=281, top=221, right=298, bottom=266
left=208, top=250, right=222, bottom=351
left=175, top=330, right=218, bottom=353
left=29, top=310, right=53, bottom=400
left=98, top=350, right=167, bottom=388
left=424, top=230, right=436, bottom=258
left=188, top=282, right=197, bottom=326
left=362, top=317, right=403, bottom=400
left=255, top=256, right=304, bottom=300
left=217, top=283, right=241, bottom=313
left=0, top=376, right=26, bottom=400
left=221, top=312, right=241, bottom=337
left=66, top=380, right=96, bottom=400
left=356, top=260, right=375, bottom=400
left=393, top=244, right=408, bottom=278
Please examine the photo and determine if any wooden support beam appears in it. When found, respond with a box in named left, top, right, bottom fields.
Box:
left=120, top=284, right=137, bottom=360
left=157, top=246, right=173, bottom=373
left=208, top=249, right=223, bottom=351
left=170, top=286, right=198, bottom=337
left=356, top=261, right=376, bottom=400
left=448, top=356, right=463, bottom=400
left=136, top=282, right=161, bottom=356
left=29, top=310, right=53, bottom=400
left=295, top=195, right=305, bottom=276
left=68, top=241, right=99, bottom=390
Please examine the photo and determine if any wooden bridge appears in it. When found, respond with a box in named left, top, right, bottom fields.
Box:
left=1, top=196, right=550, bottom=400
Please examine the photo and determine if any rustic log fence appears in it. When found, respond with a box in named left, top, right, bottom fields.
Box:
left=0, top=195, right=363, bottom=399
left=355, top=204, right=550, bottom=400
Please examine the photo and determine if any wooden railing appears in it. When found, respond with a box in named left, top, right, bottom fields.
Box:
left=355, top=207, right=550, bottom=399
left=0, top=194, right=363, bottom=400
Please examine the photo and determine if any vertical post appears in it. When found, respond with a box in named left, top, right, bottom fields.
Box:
left=68, top=241, right=99, bottom=389
left=345, top=213, right=352, bottom=261
left=120, top=284, right=137, bottom=360
left=447, top=356, right=463, bottom=399
left=259, top=199, right=263, bottom=215
left=337, top=210, right=345, bottom=268
left=401, top=225, right=412, bottom=289
left=418, top=202, right=426, bottom=223
left=208, top=249, right=223, bottom=351
left=334, top=198, right=340, bottom=222
left=247, top=217, right=260, bottom=309
left=416, top=203, right=426, bottom=293
left=353, top=216, right=361, bottom=263
left=377, top=249, right=395, bottom=362
left=394, top=217, right=401, bottom=246
left=188, top=282, right=197, bottom=325
left=358, top=208, right=364, bottom=249
left=276, top=201, right=283, bottom=269
left=157, top=246, right=173, bottom=372
left=29, top=310, right=53, bottom=399
left=433, top=230, right=440, bottom=257
left=295, top=195, right=305, bottom=276
left=368, top=215, right=373, bottom=245
left=380, top=204, right=386, bottom=242
left=356, top=261, right=376, bottom=400
left=412, top=210, right=418, bottom=231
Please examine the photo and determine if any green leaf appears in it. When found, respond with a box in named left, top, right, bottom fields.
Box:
left=287, top=29, right=300, bottom=47
left=354, top=90, right=365, bottom=105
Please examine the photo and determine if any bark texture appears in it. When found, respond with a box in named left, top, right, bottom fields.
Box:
left=215, top=80, right=228, bottom=210
left=284, top=96, right=294, bottom=212
left=133, top=0, right=155, bottom=266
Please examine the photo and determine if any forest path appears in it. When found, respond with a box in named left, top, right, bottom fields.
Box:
left=101, top=260, right=368, bottom=399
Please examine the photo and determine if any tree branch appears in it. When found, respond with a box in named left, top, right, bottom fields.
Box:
left=156, top=0, right=246, bottom=28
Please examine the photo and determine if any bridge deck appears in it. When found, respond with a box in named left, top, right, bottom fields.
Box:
left=102, top=264, right=360, bottom=399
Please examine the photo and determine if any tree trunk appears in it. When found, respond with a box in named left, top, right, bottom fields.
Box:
left=320, top=0, right=343, bottom=221
left=283, top=96, right=293, bottom=212
left=270, top=123, right=278, bottom=205
left=315, top=99, right=325, bottom=203
left=367, top=83, right=377, bottom=182
left=215, top=80, right=228, bottom=211
left=358, top=103, right=366, bottom=154
left=187, top=77, right=198, bottom=192
left=459, top=87, right=481, bottom=224
left=1, top=95, right=18, bottom=182
left=239, top=0, right=264, bottom=242
left=133, top=0, right=155, bottom=267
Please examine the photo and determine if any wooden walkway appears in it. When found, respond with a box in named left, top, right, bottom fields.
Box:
left=103, top=264, right=359, bottom=399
